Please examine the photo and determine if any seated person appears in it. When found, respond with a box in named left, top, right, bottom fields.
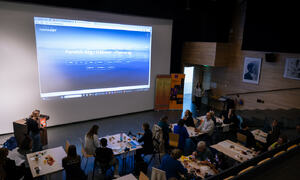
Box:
left=159, top=149, right=187, bottom=179
left=222, top=109, right=239, bottom=129
left=196, top=112, right=215, bottom=136
left=268, top=135, right=288, bottom=151
left=84, top=125, right=100, bottom=155
left=173, top=119, right=190, bottom=150
left=183, top=110, right=195, bottom=127
left=95, top=138, right=119, bottom=177
left=192, top=141, right=214, bottom=162
left=158, top=116, right=172, bottom=150
left=0, top=148, right=25, bottom=180
left=135, top=123, right=154, bottom=162
left=266, top=120, right=281, bottom=146
left=238, top=122, right=256, bottom=148
left=62, top=145, right=86, bottom=180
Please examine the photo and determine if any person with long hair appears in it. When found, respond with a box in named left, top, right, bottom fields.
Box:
left=194, top=82, right=203, bottom=110
left=84, top=125, right=100, bottom=155
left=0, top=148, right=25, bottom=180
left=62, top=145, right=86, bottom=180
left=183, top=110, right=195, bottom=127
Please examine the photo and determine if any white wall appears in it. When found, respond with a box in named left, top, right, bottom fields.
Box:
left=0, top=2, right=172, bottom=134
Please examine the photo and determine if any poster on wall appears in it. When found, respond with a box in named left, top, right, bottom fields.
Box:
left=155, top=75, right=172, bottom=110
left=284, top=58, right=300, bottom=80
left=169, top=74, right=185, bottom=110
left=242, top=57, right=262, bottom=84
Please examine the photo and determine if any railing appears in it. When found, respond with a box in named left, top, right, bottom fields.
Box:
left=226, top=87, right=300, bottom=96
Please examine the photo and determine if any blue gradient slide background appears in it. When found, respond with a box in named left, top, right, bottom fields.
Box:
left=34, top=22, right=151, bottom=94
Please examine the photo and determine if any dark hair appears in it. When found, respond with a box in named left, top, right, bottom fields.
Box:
left=67, top=145, right=77, bottom=159
left=160, top=116, right=168, bottom=122
left=170, top=149, right=182, bottom=159
left=87, top=125, right=99, bottom=138
left=279, top=134, right=288, bottom=144
left=100, top=138, right=108, bottom=147
left=241, top=122, right=248, bottom=129
left=20, top=135, right=32, bottom=151
left=143, top=123, right=150, bottom=130
left=196, top=82, right=202, bottom=89
left=177, top=119, right=185, bottom=127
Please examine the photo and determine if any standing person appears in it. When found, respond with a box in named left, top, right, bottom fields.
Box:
left=173, top=119, right=190, bottom=150
left=62, top=145, right=86, bottom=180
left=84, top=125, right=100, bottom=155
left=158, top=116, right=172, bottom=151
left=183, top=110, right=195, bottom=127
left=159, top=149, right=187, bottom=179
left=26, top=110, right=42, bottom=152
left=135, top=123, right=154, bottom=162
left=95, top=138, right=119, bottom=178
left=194, top=82, right=203, bottom=110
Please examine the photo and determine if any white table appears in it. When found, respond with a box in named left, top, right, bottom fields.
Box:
left=116, top=173, right=137, bottom=180
left=171, top=123, right=204, bottom=137
left=26, top=146, right=66, bottom=178
left=251, top=129, right=267, bottom=143
left=179, top=156, right=216, bottom=178
left=211, top=140, right=256, bottom=163
left=101, top=133, right=142, bottom=156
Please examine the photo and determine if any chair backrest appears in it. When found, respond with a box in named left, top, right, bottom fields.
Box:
left=237, top=132, right=247, bottom=145
left=151, top=167, right=166, bottom=180
left=238, top=166, right=254, bottom=175
left=257, top=158, right=271, bottom=165
left=139, top=171, right=149, bottom=180
left=65, top=140, right=70, bottom=153
left=152, top=124, right=165, bottom=153
left=273, top=150, right=286, bottom=158
left=287, top=144, right=298, bottom=151
left=224, top=176, right=235, bottom=180
left=168, top=133, right=179, bottom=148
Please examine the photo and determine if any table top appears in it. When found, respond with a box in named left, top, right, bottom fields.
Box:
left=100, top=133, right=142, bottom=156
left=26, top=146, right=66, bottom=178
left=211, top=140, right=256, bottom=163
left=171, top=123, right=203, bottom=137
left=251, top=129, right=267, bottom=143
left=179, top=155, right=216, bottom=178
left=115, top=173, right=137, bottom=180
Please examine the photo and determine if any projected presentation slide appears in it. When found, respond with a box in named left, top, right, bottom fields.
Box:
left=34, top=17, right=152, bottom=99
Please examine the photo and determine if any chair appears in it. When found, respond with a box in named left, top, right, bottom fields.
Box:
left=92, top=158, right=111, bottom=180
left=237, top=132, right=247, bottom=145
left=151, top=167, right=166, bottom=180
left=224, top=176, right=235, bottom=180
left=273, top=150, right=286, bottom=157
left=238, top=166, right=254, bottom=175
left=168, top=133, right=179, bottom=148
left=139, top=171, right=149, bottom=180
left=257, top=158, right=271, bottom=165
left=287, top=144, right=298, bottom=151
left=81, top=142, right=94, bottom=170
left=65, top=140, right=70, bottom=153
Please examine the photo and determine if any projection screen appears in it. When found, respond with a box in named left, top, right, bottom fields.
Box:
left=0, top=2, right=172, bottom=134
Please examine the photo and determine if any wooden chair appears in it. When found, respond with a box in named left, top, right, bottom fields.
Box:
left=224, top=176, right=235, bottom=180
left=139, top=171, right=149, bottom=180
left=257, top=158, right=271, bottom=165
left=81, top=142, right=94, bottom=170
left=273, top=150, right=286, bottom=157
left=169, top=133, right=179, bottom=148
left=151, top=167, right=166, bottom=180
left=237, top=132, right=247, bottom=145
left=238, top=166, right=254, bottom=175
left=287, top=144, right=298, bottom=151
left=65, top=140, right=70, bottom=153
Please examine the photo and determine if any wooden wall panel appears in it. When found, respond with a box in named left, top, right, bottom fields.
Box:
left=182, top=42, right=216, bottom=66
left=210, top=3, right=300, bottom=110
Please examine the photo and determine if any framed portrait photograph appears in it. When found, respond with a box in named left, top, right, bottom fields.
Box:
left=242, top=57, right=262, bottom=84
left=284, top=58, right=300, bottom=80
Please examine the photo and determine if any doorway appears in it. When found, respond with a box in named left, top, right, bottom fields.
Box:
left=183, top=66, right=194, bottom=114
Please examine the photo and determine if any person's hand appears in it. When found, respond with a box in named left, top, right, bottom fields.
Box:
left=137, top=132, right=143, bottom=135
left=192, top=151, right=197, bottom=157
left=200, top=160, right=209, bottom=165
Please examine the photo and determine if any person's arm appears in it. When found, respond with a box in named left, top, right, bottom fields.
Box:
left=184, top=128, right=189, bottom=138
left=93, top=135, right=100, bottom=148
left=177, top=161, right=188, bottom=175
left=138, top=134, right=145, bottom=143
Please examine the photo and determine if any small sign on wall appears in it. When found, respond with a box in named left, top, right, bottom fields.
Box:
left=242, top=57, right=262, bottom=84
left=284, top=58, right=300, bottom=80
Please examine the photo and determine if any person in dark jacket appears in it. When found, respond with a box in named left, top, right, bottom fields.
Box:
left=238, top=122, right=256, bottom=148
left=62, top=145, right=86, bottom=180
left=266, top=120, right=281, bottom=146
left=0, top=148, right=25, bottom=180
left=183, top=110, right=195, bottom=127
left=26, top=111, right=42, bottom=152
left=135, top=123, right=154, bottom=162
left=158, top=116, right=172, bottom=150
